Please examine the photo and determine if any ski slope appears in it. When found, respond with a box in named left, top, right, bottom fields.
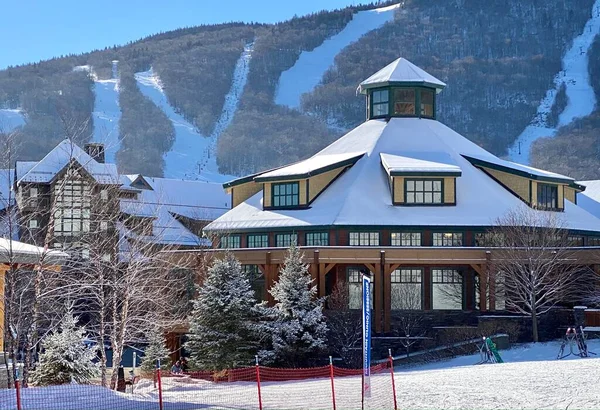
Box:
left=508, top=0, right=600, bottom=164
left=135, top=42, right=253, bottom=182
left=0, top=108, right=25, bottom=132
left=275, top=3, right=400, bottom=109
left=74, top=62, right=122, bottom=164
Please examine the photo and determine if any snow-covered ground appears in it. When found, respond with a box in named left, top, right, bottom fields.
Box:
left=508, top=0, right=600, bottom=164
left=135, top=42, right=253, bottom=182
left=5, top=339, right=599, bottom=409
left=0, top=108, right=25, bottom=132
left=275, top=4, right=400, bottom=109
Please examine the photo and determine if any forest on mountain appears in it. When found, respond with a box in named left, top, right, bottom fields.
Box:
left=0, top=0, right=598, bottom=178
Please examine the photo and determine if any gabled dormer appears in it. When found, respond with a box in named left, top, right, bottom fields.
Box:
left=358, top=58, right=446, bottom=121
left=380, top=153, right=461, bottom=206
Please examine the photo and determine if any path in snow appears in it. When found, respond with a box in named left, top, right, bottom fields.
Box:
left=135, top=42, right=253, bottom=182
left=0, top=108, right=25, bottom=132
left=508, top=0, right=600, bottom=164
left=275, top=3, right=400, bottom=109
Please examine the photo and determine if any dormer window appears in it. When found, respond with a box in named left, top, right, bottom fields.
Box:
left=272, top=182, right=299, bottom=208
left=372, top=89, right=389, bottom=117
left=537, top=183, right=558, bottom=210
left=406, top=179, right=443, bottom=204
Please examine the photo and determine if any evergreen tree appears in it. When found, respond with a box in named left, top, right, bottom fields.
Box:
left=140, top=328, right=170, bottom=373
left=31, top=312, right=99, bottom=386
left=258, top=244, right=328, bottom=367
left=185, top=253, right=259, bottom=371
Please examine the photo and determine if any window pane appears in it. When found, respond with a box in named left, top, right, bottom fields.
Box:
left=406, top=192, right=415, bottom=203
left=424, top=180, right=432, bottom=191
left=416, top=181, right=423, bottom=191
left=407, top=180, right=414, bottom=190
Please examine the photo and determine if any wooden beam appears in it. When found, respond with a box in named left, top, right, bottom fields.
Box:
left=384, top=263, right=400, bottom=275
left=364, top=263, right=376, bottom=273
left=324, top=263, right=336, bottom=275
left=470, top=263, right=484, bottom=277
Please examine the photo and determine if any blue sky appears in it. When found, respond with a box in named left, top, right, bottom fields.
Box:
left=0, top=0, right=359, bottom=69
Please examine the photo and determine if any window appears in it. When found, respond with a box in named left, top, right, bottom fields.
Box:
left=391, top=268, right=422, bottom=310
left=391, top=232, right=421, bottom=246
left=81, top=249, right=90, bottom=259
left=420, top=89, right=434, bottom=117
left=405, top=179, right=443, bottom=204
left=372, top=89, right=389, bottom=117
left=28, top=219, right=38, bottom=229
left=348, top=267, right=373, bottom=309
left=100, top=221, right=108, bottom=231
left=53, top=172, right=91, bottom=237
left=393, top=88, right=415, bottom=115
left=474, top=232, right=504, bottom=247
left=102, top=254, right=111, bottom=262
left=247, top=234, right=269, bottom=248
left=220, top=235, right=241, bottom=249
left=276, top=233, right=297, bottom=247
left=568, top=236, right=584, bottom=247
left=588, top=237, right=600, bottom=246
left=100, top=189, right=108, bottom=200
left=272, top=182, right=299, bottom=208
left=243, top=265, right=266, bottom=301
left=349, top=232, right=379, bottom=246
left=306, top=232, right=329, bottom=246
left=537, top=183, right=558, bottom=210
left=433, top=232, right=463, bottom=246
left=29, top=187, right=38, bottom=198
left=432, top=268, right=463, bottom=310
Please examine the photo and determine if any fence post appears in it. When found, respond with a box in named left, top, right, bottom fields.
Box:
left=329, top=356, right=336, bottom=410
left=15, top=368, right=21, bottom=410
left=255, top=355, right=263, bottom=410
left=388, top=349, right=398, bottom=410
left=156, top=359, right=164, bottom=410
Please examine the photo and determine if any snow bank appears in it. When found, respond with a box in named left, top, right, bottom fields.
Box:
left=135, top=42, right=253, bottom=182
left=275, top=3, right=400, bottom=109
left=508, top=0, right=600, bottom=164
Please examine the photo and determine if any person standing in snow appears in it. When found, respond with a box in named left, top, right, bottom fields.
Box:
left=171, top=361, right=182, bottom=374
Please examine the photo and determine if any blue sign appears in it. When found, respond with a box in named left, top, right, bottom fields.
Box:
left=362, top=274, right=371, bottom=398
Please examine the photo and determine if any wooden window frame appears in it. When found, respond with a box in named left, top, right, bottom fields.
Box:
left=305, top=232, right=329, bottom=246
left=275, top=233, right=298, bottom=247
left=405, top=178, right=444, bottom=205
left=247, top=234, right=269, bottom=248
left=536, top=183, right=558, bottom=210
left=349, top=231, right=380, bottom=246
left=391, top=232, right=422, bottom=246
left=432, top=232, right=463, bottom=247
left=272, top=182, right=300, bottom=209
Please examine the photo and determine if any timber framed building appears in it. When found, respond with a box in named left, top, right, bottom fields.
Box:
left=174, top=58, right=600, bottom=334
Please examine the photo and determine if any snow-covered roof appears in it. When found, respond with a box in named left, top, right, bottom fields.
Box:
left=16, top=139, right=119, bottom=185
left=254, top=152, right=365, bottom=182
left=118, top=175, right=229, bottom=247
left=462, top=153, right=575, bottom=184
left=358, top=58, right=446, bottom=94
left=206, top=117, right=600, bottom=233
left=576, top=180, right=600, bottom=219
left=0, top=238, right=68, bottom=265
left=380, top=153, right=461, bottom=176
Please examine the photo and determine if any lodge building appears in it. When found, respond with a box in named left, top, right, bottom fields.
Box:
left=174, top=58, right=600, bottom=334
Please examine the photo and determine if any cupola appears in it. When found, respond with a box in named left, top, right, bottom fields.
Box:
left=357, top=58, right=445, bottom=120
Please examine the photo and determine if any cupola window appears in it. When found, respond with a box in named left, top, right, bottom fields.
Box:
left=372, top=89, right=389, bottom=117
left=393, top=89, right=415, bottom=115
left=420, top=89, right=434, bottom=117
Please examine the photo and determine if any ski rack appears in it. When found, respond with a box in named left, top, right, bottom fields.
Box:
left=557, top=326, right=597, bottom=360
left=475, top=336, right=504, bottom=364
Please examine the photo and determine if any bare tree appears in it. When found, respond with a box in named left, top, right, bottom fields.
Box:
left=391, top=283, right=425, bottom=357
left=326, top=280, right=362, bottom=367
left=489, top=206, right=592, bottom=342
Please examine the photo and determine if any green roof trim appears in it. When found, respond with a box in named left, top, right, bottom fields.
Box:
left=461, top=154, right=574, bottom=184
left=389, top=170, right=462, bottom=177
left=222, top=164, right=290, bottom=189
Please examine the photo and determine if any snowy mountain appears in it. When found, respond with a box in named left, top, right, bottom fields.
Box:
left=0, top=0, right=598, bottom=180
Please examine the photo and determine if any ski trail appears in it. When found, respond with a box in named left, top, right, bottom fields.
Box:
left=508, top=0, right=600, bottom=164
left=0, top=108, right=25, bottom=132
left=74, top=62, right=122, bottom=164
left=135, top=42, right=253, bottom=182
left=275, top=3, right=401, bottom=109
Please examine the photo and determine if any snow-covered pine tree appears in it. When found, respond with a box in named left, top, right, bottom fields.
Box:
left=186, top=253, right=259, bottom=371
left=259, top=244, right=328, bottom=367
left=31, top=312, right=99, bottom=386
left=140, top=328, right=170, bottom=373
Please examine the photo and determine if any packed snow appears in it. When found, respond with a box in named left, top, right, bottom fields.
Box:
left=275, top=3, right=400, bottom=109
left=0, top=108, right=25, bottom=132
left=135, top=42, right=253, bottom=182
left=74, top=62, right=122, bottom=164
left=3, top=340, right=600, bottom=409
left=508, top=0, right=600, bottom=164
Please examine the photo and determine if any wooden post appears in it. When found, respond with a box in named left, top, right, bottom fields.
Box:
left=319, top=263, right=326, bottom=298
left=487, top=252, right=495, bottom=311
left=373, top=262, right=382, bottom=334
left=423, top=267, right=432, bottom=310
left=464, top=268, right=475, bottom=311
left=265, top=252, right=275, bottom=306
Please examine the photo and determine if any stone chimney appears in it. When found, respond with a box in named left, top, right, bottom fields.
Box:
left=84, top=143, right=105, bottom=163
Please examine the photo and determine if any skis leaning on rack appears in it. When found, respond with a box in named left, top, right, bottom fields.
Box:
left=557, top=326, right=596, bottom=359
